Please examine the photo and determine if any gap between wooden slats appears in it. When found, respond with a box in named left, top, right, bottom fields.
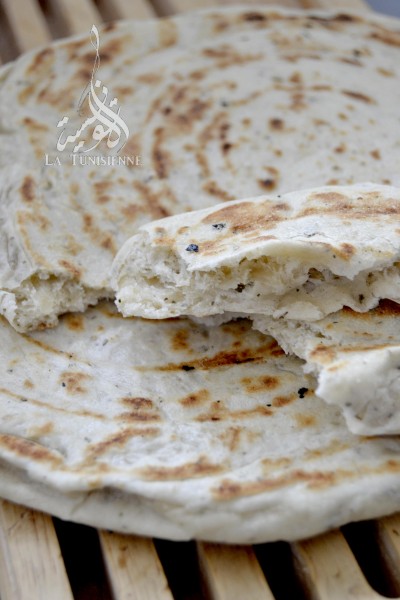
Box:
left=0, top=500, right=73, bottom=600
left=375, top=514, right=400, bottom=597
left=291, top=529, right=386, bottom=600
left=99, top=530, right=174, bottom=600
left=0, top=0, right=51, bottom=52
left=46, top=0, right=101, bottom=36
left=197, top=542, right=275, bottom=600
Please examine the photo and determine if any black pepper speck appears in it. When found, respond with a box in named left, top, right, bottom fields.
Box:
left=297, top=387, right=308, bottom=399
left=212, top=223, right=226, bottom=230
left=186, top=244, right=199, bottom=252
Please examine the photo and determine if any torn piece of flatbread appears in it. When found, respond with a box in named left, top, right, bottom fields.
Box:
left=112, top=183, right=400, bottom=435
left=3, top=6, right=400, bottom=331
left=253, top=301, right=400, bottom=435
left=2, top=301, right=400, bottom=542
left=112, top=183, right=400, bottom=321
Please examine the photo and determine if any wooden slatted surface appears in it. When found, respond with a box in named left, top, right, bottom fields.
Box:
left=0, top=501, right=73, bottom=600
left=99, top=531, right=174, bottom=600
left=198, top=542, right=275, bottom=600
left=1, top=0, right=400, bottom=599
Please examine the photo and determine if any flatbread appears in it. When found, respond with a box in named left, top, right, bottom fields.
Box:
left=112, top=183, right=400, bottom=435
left=112, top=183, right=400, bottom=321
left=253, top=302, right=400, bottom=435
left=2, top=302, right=400, bottom=543
left=2, top=7, right=400, bottom=330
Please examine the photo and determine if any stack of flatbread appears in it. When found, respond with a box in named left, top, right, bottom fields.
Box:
left=2, top=5, right=400, bottom=543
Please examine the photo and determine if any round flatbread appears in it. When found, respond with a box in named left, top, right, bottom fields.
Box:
left=1, top=303, right=400, bottom=543
left=1, top=6, right=400, bottom=330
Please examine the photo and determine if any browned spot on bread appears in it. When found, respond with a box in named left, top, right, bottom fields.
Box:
left=145, top=340, right=277, bottom=372
left=21, top=176, right=35, bottom=203
left=26, top=47, right=54, bottom=75
left=158, top=19, right=178, bottom=48
left=241, top=375, right=279, bottom=393
left=334, top=143, right=346, bottom=153
left=94, top=181, right=112, bottom=204
left=86, top=427, right=160, bottom=460
left=19, top=210, right=50, bottom=232
left=60, top=371, right=91, bottom=394
left=377, top=67, right=394, bottom=77
left=171, top=328, right=190, bottom=352
left=132, top=181, right=170, bottom=219
left=98, top=35, right=130, bottom=63
left=24, top=379, right=34, bottom=389
left=339, top=57, right=362, bottom=67
left=121, top=204, right=139, bottom=221
left=341, top=90, right=375, bottom=104
left=138, top=457, right=223, bottom=481
left=202, top=199, right=289, bottom=237
left=299, top=191, right=400, bottom=219
left=189, top=69, right=206, bottom=81
left=0, top=385, right=106, bottom=420
left=310, top=345, right=337, bottom=363
left=180, top=389, right=210, bottom=407
left=269, top=118, right=284, bottom=131
left=258, top=178, right=277, bottom=191
left=121, top=397, right=154, bottom=409
left=213, top=469, right=337, bottom=500
left=370, top=30, right=400, bottom=48
left=202, top=44, right=262, bottom=69
left=82, top=213, right=117, bottom=254
left=305, top=439, right=349, bottom=460
left=64, top=234, right=84, bottom=257
left=137, top=72, right=163, bottom=85
left=58, top=260, right=81, bottom=278
left=64, top=314, right=85, bottom=331
left=371, top=149, right=381, bottom=160
left=273, top=395, right=296, bottom=408
left=152, top=127, right=171, bottom=179
left=339, top=243, right=355, bottom=258
left=123, top=133, right=141, bottom=162
left=28, top=421, right=54, bottom=439
left=96, top=194, right=111, bottom=204
left=242, top=12, right=266, bottom=22
left=22, top=117, right=49, bottom=132
left=219, top=426, right=242, bottom=452
left=294, top=413, right=317, bottom=428
left=196, top=401, right=273, bottom=422
left=0, top=434, right=62, bottom=465
left=160, top=84, right=210, bottom=135
left=261, top=457, right=292, bottom=474
left=203, top=180, right=235, bottom=202
left=119, top=396, right=161, bottom=423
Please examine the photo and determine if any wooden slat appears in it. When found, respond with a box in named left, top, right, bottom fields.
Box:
left=99, top=530, right=174, bottom=600
left=48, top=0, right=101, bottom=36
left=105, top=0, right=156, bottom=20
left=375, top=514, right=400, bottom=596
left=197, top=542, right=275, bottom=600
left=291, top=530, right=384, bottom=600
left=0, top=500, right=73, bottom=600
left=154, top=0, right=299, bottom=15
left=301, top=0, right=370, bottom=10
left=1, top=0, right=51, bottom=52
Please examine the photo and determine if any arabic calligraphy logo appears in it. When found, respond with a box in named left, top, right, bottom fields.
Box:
left=56, top=25, right=129, bottom=154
